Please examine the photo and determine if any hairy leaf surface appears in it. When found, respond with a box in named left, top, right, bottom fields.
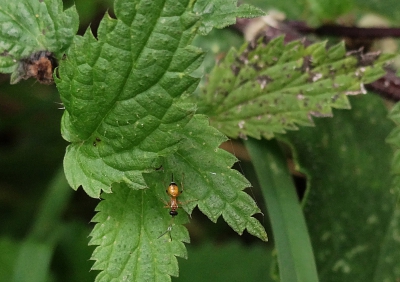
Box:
left=159, top=115, right=267, bottom=241
left=55, top=0, right=267, bottom=280
left=57, top=0, right=203, bottom=197
left=0, top=0, right=78, bottom=74
left=89, top=114, right=267, bottom=281
left=199, top=37, right=390, bottom=139
left=89, top=183, right=189, bottom=282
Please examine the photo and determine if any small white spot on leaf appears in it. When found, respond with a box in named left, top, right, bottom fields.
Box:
left=312, top=73, right=322, bottom=82
left=297, top=94, right=305, bottom=100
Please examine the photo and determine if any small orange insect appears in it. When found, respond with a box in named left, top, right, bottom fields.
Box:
left=165, top=174, right=183, bottom=217
left=158, top=174, right=184, bottom=239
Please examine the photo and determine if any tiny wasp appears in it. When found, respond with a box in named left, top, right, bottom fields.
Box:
left=165, top=174, right=182, bottom=217
left=158, top=174, right=184, bottom=239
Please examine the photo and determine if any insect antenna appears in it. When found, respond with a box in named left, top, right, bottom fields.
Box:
left=157, top=225, right=173, bottom=240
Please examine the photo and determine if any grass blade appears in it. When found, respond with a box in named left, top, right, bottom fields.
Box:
left=245, top=138, right=319, bottom=282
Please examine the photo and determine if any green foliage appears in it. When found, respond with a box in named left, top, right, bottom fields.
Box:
left=57, top=0, right=202, bottom=197
left=54, top=0, right=266, bottom=280
left=1, top=0, right=399, bottom=281
left=158, top=115, right=267, bottom=240
left=88, top=115, right=266, bottom=281
left=245, top=0, right=306, bottom=20
left=89, top=183, right=189, bottom=281
left=282, top=94, right=399, bottom=281
left=0, top=0, right=78, bottom=77
left=198, top=37, right=390, bottom=139
left=246, top=139, right=318, bottom=282
left=194, top=0, right=265, bottom=35
left=248, top=0, right=400, bottom=25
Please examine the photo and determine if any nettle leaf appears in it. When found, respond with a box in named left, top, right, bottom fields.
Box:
left=57, top=0, right=266, bottom=280
left=160, top=115, right=267, bottom=241
left=194, top=0, right=265, bottom=35
left=89, top=183, right=190, bottom=281
left=56, top=0, right=203, bottom=198
left=0, top=0, right=78, bottom=75
left=199, top=37, right=391, bottom=139
left=89, top=115, right=266, bottom=281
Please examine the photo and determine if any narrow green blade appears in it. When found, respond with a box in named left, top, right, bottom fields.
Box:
left=246, top=138, right=319, bottom=282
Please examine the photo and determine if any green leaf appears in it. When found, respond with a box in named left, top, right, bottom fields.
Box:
left=160, top=115, right=267, bottom=241
left=246, top=0, right=305, bottom=20
left=57, top=0, right=267, bottom=279
left=89, top=183, right=189, bottom=282
left=57, top=0, right=203, bottom=198
left=198, top=37, right=391, bottom=139
left=194, top=0, right=265, bottom=35
left=89, top=115, right=267, bottom=281
left=0, top=0, right=78, bottom=73
left=282, top=94, right=398, bottom=281
left=255, top=0, right=400, bottom=25
left=245, top=138, right=318, bottom=282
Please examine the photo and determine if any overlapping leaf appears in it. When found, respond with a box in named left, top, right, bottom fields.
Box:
left=199, top=37, right=390, bottom=139
left=89, top=183, right=190, bottom=282
left=193, top=0, right=265, bottom=35
left=89, top=115, right=267, bottom=281
left=55, top=0, right=267, bottom=280
left=159, top=115, right=267, bottom=241
left=282, top=94, right=399, bottom=281
left=56, top=0, right=203, bottom=197
left=0, top=0, right=78, bottom=73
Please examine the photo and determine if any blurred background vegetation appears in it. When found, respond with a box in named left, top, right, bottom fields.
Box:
left=1, top=0, right=400, bottom=281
